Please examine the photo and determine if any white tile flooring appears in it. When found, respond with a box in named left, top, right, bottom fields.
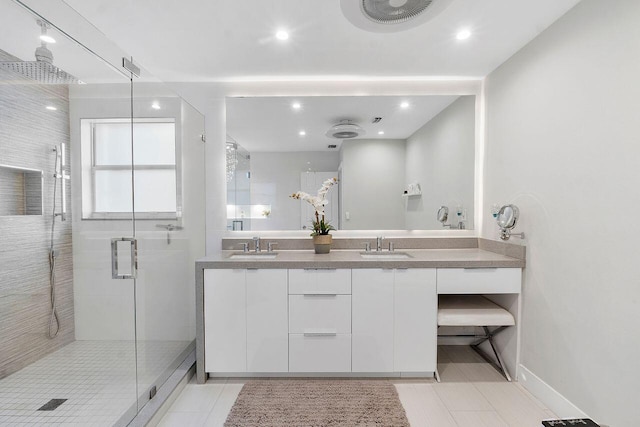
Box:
left=158, top=346, right=556, bottom=427
left=0, top=340, right=190, bottom=426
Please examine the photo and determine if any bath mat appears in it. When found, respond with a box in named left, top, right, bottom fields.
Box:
left=224, top=379, right=410, bottom=427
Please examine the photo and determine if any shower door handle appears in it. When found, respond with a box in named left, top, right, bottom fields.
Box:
left=111, top=237, right=138, bottom=279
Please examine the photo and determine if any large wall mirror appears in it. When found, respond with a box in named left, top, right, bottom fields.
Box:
left=226, top=95, right=476, bottom=231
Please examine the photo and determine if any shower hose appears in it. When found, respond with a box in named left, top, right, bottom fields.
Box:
left=48, top=148, right=61, bottom=338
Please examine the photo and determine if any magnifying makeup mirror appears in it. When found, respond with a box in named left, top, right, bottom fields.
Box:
left=496, top=204, right=525, bottom=240
left=437, top=206, right=451, bottom=228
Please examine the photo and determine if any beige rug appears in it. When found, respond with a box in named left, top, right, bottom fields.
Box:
left=224, top=379, right=410, bottom=427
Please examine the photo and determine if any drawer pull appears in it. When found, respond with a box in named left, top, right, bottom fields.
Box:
left=463, top=267, right=498, bottom=271
left=303, top=268, right=337, bottom=271
left=303, top=293, right=337, bottom=297
left=303, top=331, right=337, bottom=337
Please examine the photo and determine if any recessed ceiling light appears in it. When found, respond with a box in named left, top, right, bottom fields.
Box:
left=151, top=102, right=161, bottom=110
left=456, top=29, right=472, bottom=40
left=378, top=131, right=385, bottom=135
left=275, top=30, right=289, bottom=41
left=400, top=101, right=410, bottom=109
left=292, top=102, right=301, bottom=110
left=45, top=105, right=57, bottom=111
left=39, top=34, right=56, bottom=44
left=299, top=130, right=306, bottom=136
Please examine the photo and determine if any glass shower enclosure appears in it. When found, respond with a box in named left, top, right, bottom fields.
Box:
left=0, top=1, right=204, bottom=425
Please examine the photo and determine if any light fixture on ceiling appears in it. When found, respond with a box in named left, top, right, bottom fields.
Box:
left=378, top=130, right=385, bottom=135
left=326, top=120, right=366, bottom=139
left=275, top=30, right=289, bottom=41
left=292, top=102, right=301, bottom=110
left=340, top=0, right=454, bottom=33
left=456, top=28, right=472, bottom=40
left=45, top=105, right=57, bottom=111
left=400, top=101, right=410, bottom=109
left=40, top=34, right=56, bottom=44
left=151, top=102, right=161, bottom=110
left=38, top=20, right=56, bottom=44
left=299, top=130, right=306, bottom=136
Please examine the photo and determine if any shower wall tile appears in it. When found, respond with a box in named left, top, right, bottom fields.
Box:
left=0, top=49, right=74, bottom=379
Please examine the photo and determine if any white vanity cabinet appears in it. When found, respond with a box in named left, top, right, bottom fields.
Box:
left=202, top=264, right=519, bottom=378
left=351, top=268, right=437, bottom=373
left=204, top=269, right=288, bottom=373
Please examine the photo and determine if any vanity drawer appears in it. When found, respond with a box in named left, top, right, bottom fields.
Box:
left=289, top=295, right=351, bottom=334
left=437, top=268, right=521, bottom=294
left=289, top=334, right=351, bottom=372
left=288, top=269, right=351, bottom=295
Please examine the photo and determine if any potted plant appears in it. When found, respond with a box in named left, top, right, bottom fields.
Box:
left=290, top=177, right=338, bottom=254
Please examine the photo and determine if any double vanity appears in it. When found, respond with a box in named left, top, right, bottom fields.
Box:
left=195, top=238, right=525, bottom=384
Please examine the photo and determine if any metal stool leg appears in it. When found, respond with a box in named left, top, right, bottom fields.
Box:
left=470, top=326, right=512, bottom=382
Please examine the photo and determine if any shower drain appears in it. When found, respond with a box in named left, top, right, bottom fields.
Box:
left=37, top=399, right=67, bottom=411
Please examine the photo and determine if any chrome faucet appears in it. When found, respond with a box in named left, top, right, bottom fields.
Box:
left=253, top=236, right=261, bottom=252
left=376, top=236, right=384, bottom=252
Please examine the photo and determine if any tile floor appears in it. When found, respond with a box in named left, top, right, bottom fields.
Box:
left=0, top=340, right=190, bottom=426
left=157, top=346, right=556, bottom=427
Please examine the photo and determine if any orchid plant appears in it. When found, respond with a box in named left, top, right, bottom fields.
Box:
left=290, top=177, right=338, bottom=236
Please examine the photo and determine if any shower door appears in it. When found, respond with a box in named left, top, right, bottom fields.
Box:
left=130, top=77, right=205, bottom=411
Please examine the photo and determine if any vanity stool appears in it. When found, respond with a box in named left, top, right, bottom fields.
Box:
left=436, top=294, right=515, bottom=382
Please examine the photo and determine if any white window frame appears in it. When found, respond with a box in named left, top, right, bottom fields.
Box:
left=81, top=117, right=182, bottom=221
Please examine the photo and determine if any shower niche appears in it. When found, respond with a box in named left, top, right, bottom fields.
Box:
left=0, top=164, right=43, bottom=216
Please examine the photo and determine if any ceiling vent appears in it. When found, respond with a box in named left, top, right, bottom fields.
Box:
left=340, top=0, right=454, bottom=33
left=326, top=120, right=366, bottom=139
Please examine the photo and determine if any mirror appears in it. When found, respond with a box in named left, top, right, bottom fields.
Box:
left=226, top=95, right=476, bottom=231
left=496, top=204, right=524, bottom=240
left=497, top=204, right=519, bottom=229
left=437, top=205, right=450, bottom=228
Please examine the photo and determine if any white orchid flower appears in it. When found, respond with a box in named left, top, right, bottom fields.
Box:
left=290, top=177, right=338, bottom=233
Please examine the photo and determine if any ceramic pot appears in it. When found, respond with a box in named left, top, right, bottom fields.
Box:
left=312, top=234, right=332, bottom=254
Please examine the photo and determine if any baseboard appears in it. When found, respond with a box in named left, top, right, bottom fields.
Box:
left=519, top=364, right=588, bottom=419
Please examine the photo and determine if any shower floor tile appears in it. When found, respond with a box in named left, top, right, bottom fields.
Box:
left=0, top=340, right=190, bottom=426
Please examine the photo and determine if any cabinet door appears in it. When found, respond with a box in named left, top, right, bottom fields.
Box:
left=246, top=269, right=288, bottom=372
left=204, top=269, right=246, bottom=372
left=352, top=269, right=394, bottom=372
left=394, top=268, right=437, bottom=372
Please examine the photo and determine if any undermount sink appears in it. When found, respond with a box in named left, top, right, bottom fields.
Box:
left=229, top=253, right=278, bottom=260
left=359, top=252, right=412, bottom=259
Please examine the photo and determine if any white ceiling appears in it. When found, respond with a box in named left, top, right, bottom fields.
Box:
left=59, top=0, right=582, bottom=82
left=226, top=95, right=462, bottom=152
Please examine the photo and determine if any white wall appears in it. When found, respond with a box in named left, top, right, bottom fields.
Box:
left=340, top=139, right=406, bottom=230
left=482, top=1, right=640, bottom=425
left=405, top=96, right=475, bottom=230
left=249, top=151, right=339, bottom=231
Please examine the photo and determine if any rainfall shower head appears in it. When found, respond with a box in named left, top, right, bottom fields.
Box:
left=0, top=19, right=78, bottom=84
